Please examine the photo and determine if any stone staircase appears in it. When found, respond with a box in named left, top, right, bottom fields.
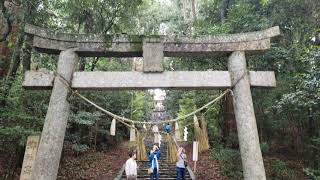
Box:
left=115, top=140, right=195, bottom=180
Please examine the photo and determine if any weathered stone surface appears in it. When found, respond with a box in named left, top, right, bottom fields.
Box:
left=32, top=50, right=79, bottom=180
left=25, top=24, right=279, bottom=44
left=132, top=58, right=143, bottom=71
left=23, top=70, right=276, bottom=90
left=24, top=24, right=280, bottom=57
left=20, top=135, right=40, bottom=180
left=32, top=35, right=142, bottom=57
left=228, top=51, right=266, bottom=180
left=23, top=70, right=54, bottom=89
left=0, top=10, right=9, bottom=41
left=74, top=71, right=231, bottom=89
left=164, top=39, right=271, bottom=57
left=143, top=40, right=164, bottom=72
left=249, top=71, right=276, bottom=87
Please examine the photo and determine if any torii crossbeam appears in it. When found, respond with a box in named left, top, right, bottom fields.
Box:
left=23, top=24, right=280, bottom=180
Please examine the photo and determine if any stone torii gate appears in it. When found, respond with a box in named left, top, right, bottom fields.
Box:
left=22, top=24, right=280, bottom=180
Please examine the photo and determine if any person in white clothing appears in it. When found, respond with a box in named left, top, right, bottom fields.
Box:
left=125, top=150, right=138, bottom=180
left=176, top=147, right=187, bottom=180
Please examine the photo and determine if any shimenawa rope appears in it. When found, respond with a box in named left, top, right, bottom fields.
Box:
left=53, top=71, right=232, bottom=125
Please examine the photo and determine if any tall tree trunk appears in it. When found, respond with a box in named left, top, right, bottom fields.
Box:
left=180, top=0, right=196, bottom=34
left=79, top=57, right=86, bottom=71
left=315, top=32, right=320, bottom=45
left=2, top=0, right=25, bottom=77
left=0, top=1, right=12, bottom=79
left=220, top=0, right=235, bottom=24
left=223, top=92, right=237, bottom=147
left=308, top=107, right=315, bottom=137
left=22, top=35, right=32, bottom=73
left=78, top=12, right=94, bottom=71
left=191, top=0, right=197, bottom=21
left=0, top=0, right=25, bottom=107
left=7, top=30, right=23, bottom=78
left=0, top=1, right=11, bottom=42
left=1, top=29, right=23, bottom=107
left=90, top=57, right=100, bottom=71
left=0, top=41, right=11, bottom=79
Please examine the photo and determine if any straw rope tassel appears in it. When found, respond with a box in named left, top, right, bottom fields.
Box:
left=200, top=114, right=210, bottom=151
left=154, top=133, right=159, bottom=144
left=130, top=125, right=136, bottom=142
left=175, top=122, right=181, bottom=140
left=194, top=114, right=210, bottom=152
left=136, top=132, right=147, bottom=161
left=194, top=115, right=203, bottom=152
left=110, top=118, right=116, bottom=136
left=166, top=134, right=178, bottom=163
left=193, top=115, right=199, bottom=126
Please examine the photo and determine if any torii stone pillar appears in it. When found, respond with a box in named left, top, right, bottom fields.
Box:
left=228, top=51, right=266, bottom=180
left=32, top=49, right=79, bottom=180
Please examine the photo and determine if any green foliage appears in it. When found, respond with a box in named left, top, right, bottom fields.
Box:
left=134, top=0, right=184, bottom=35
left=260, top=142, right=270, bottom=154
left=50, top=0, right=143, bottom=33
left=69, top=111, right=102, bottom=126
left=72, top=144, right=90, bottom=154
left=131, top=91, right=153, bottom=121
left=304, top=168, right=320, bottom=180
left=268, top=159, right=296, bottom=179
left=211, top=146, right=243, bottom=178
left=0, top=78, right=44, bottom=152
left=225, top=2, right=270, bottom=33
left=94, top=58, right=132, bottom=71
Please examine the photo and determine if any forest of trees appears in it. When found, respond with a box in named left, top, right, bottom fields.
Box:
left=0, top=0, right=319, bottom=179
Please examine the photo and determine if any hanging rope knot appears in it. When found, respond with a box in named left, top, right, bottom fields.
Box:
left=228, top=89, right=234, bottom=96
left=231, top=70, right=249, bottom=88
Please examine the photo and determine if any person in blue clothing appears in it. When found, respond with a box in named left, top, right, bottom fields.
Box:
left=149, top=143, right=161, bottom=180
left=165, top=123, right=172, bottom=133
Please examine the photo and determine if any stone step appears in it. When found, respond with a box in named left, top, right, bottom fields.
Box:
left=137, top=165, right=179, bottom=169
left=122, top=174, right=191, bottom=178
left=137, top=169, right=191, bottom=173
left=137, top=166, right=185, bottom=169
left=121, top=176, right=191, bottom=179
left=137, top=163, right=175, bottom=166
left=122, top=172, right=190, bottom=176
left=116, top=139, right=194, bottom=180
left=121, top=178, right=192, bottom=180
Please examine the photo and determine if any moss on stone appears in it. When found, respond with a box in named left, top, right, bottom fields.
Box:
left=128, top=35, right=143, bottom=51
left=102, top=34, right=114, bottom=48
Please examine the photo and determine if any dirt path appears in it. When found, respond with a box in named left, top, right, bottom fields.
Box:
left=185, top=144, right=227, bottom=180
left=57, top=141, right=128, bottom=180
left=11, top=140, right=226, bottom=180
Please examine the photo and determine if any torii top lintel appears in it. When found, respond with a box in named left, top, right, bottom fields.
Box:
left=24, top=24, right=280, bottom=57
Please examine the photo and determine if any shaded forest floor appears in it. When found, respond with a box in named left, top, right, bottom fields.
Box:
left=263, top=144, right=308, bottom=180
left=57, top=141, right=228, bottom=180
left=57, top=141, right=129, bottom=180
left=0, top=141, right=308, bottom=180
left=0, top=141, right=129, bottom=180
left=185, top=144, right=227, bottom=180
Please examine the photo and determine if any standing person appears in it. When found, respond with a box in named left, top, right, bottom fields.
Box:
left=165, top=123, right=172, bottom=133
left=176, top=147, right=187, bottom=180
left=125, top=150, right=138, bottom=180
left=149, top=144, right=161, bottom=180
